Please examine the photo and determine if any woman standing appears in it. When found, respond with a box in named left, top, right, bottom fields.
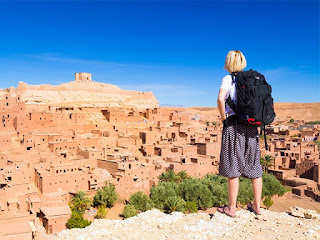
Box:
left=217, top=50, right=263, bottom=217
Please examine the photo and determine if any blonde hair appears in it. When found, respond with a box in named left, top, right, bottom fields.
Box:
left=224, top=50, right=247, bottom=73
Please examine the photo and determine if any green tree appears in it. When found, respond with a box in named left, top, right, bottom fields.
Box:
left=177, top=170, right=190, bottom=182
left=212, top=121, right=217, bottom=126
left=123, top=205, right=137, bottom=219
left=66, top=210, right=91, bottom=229
left=69, top=191, right=92, bottom=213
left=95, top=205, right=107, bottom=219
left=185, top=201, right=198, bottom=213
left=179, top=178, right=213, bottom=209
left=306, top=121, right=320, bottom=124
left=164, top=196, right=186, bottom=213
left=263, top=196, right=274, bottom=209
left=260, top=155, right=275, bottom=172
left=158, top=170, right=190, bottom=183
left=203, top=179, right=228, bottom=206
left=314, top=140, right=320, bottom=150
left=150, top=181, right=181, bottom=208
left=289, top=118, right=294, bottom=123
left=237, top=177, right=254, bottom=205
left=129, top=191, right=154, bottom=212
left=262, top=172, right=286, bottom=197
left=93, top=182, right=118, bottom=208
left=158, top=170, right=180, bottom=183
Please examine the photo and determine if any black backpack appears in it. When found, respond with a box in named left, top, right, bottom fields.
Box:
left=226, top=69, right=276, bottom=149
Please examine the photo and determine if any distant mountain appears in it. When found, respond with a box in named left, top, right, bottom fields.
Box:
left=0, top=78, right=159, bottom=109
left=160, top=103, right=185, bottom=107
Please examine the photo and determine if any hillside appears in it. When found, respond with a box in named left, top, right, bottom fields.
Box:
left=0, top=80, right=159, bottom=109
left=54, top=207, right=320, bottom=240
left=161, top=102, right=320, bottom=122
left=273, top=102, right=320, bottom=121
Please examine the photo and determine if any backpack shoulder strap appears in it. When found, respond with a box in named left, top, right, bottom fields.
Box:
left=225, top=73, right=237, bottom=113
left=226, top=96, right=237, bottom=113
left=230, top=72, right=236, bottom=83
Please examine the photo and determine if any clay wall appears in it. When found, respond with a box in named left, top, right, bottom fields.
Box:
left=75, top=72, right=91, bottom=81
left=296, top=159, right=316, bottom=180
left=140, top=144, right=154, bottom=157
left=196, top=142, right=220, bottom=156
left=35, top=166, right=89, bottom=194
left=102, top=110, right=126, bottom=123
left=49, top=141, right=78, bottom=155
left=313, top=164, right=320, bottom=184
left=169, top=157, right=216, bottom=178
left=0, top=213, right=36, bottom=240
left=0, top=134, right=12, bottom=152
left=97, top=160, right=120, bottom=174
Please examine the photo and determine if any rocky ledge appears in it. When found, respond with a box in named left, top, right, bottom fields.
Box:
left=55, top=207, right=320, bottom=240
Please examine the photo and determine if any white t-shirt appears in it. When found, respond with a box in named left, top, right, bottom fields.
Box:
left=220, top=74, right=237, bottom=116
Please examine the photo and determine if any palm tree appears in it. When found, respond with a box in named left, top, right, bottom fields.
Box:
left=158, top=170, right=178, bottom=182
left=260, top=155, right=275, bottom=172
left=70, top=190, right=92, bottom=212
left=177, top=170, right=189, bottom=182
left=164, top=196, right=186, bottom=213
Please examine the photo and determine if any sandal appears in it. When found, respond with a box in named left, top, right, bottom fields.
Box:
left=217, top=205, right=236, bottom=218
left=247, top=203, right=261, bottom=215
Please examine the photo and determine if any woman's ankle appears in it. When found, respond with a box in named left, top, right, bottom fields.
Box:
left=228, top=205, right=237, bottom=212
left=252, top=203, right=261, bottom=213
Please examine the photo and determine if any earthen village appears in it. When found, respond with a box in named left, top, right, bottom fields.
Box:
left=0, top=73, right=319, bottom=239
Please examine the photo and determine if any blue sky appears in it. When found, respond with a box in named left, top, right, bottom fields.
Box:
left=0, top=0, right=319, bottom=107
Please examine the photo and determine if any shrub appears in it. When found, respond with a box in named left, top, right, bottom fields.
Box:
left=204, top=174, right=227, bottom=184
left=150, top=181, right=181, bottom=208
left=93, top=182, right=118, bottom=208
left=129, top=191, right=154, bottom=212
left=185, top=201, right=198, bottom=213
left=164, top=196, right=186, bottom=213
left=66, top=210, right=91, bottom=229
left=95, top=205, right=107, bottom=219
left=237, top=177, right=254, bottom=205
left=314, top=140, right=320, bottom=149
left=263, top=196, right=274, bottom=209
left=262, top=172, right=286, bottom=197
left=179, top=178, right=213, bottom=209
left=306, top=121, right=320, bottom=124
left=151, top=172, right=286, bottom=212
left=202, top=176, right=228, bottom=206
left=204, top=173, right=285, bottom=206
left=123, top=205, right=137, bottom=219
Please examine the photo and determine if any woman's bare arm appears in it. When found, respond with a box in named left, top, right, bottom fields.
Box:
left=217, top=88, right=228, bottom=122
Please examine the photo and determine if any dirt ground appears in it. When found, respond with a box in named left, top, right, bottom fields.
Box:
left=268, top=191, right=320, bottom=213
left=105, top=202, right=125, bottom=220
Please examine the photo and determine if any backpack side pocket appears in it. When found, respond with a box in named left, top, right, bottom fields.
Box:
left=263, top=96, right=276, bottom=125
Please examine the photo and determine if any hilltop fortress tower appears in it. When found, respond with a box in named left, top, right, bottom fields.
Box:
left=75, top=72, right=92, bottom=82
